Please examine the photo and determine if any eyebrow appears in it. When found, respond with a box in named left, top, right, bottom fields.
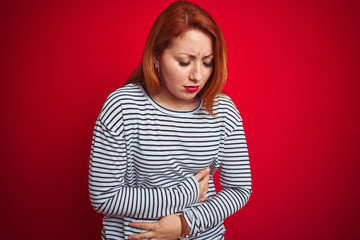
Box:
left=179, top=53, right=214, bottom=59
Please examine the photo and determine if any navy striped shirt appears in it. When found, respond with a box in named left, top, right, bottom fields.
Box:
left=89, top=83, right=252, bottom=239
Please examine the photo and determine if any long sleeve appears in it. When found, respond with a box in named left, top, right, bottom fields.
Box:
left=182, top=119, right=252, bottom=236
left=88, top=109, right=200, bottom=219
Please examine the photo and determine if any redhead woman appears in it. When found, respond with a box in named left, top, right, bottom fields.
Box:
left=89, top=1, right=252, bottom=239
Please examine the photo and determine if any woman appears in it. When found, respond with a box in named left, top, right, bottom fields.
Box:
left=89, top=1, right=252, bottom=239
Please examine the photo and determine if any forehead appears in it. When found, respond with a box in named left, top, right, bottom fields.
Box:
left=168, top=29, right=213, bottom=55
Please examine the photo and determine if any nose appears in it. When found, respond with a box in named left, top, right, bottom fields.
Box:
left=190, top=62, right=202, bottom=82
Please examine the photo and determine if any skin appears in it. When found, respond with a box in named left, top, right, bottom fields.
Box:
left=152, top=29, right=214, bottom=111
left=129, top=29, right=213, bottom=240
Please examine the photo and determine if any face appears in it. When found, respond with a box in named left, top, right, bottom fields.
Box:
left=154, top=29, right=214, bottom=109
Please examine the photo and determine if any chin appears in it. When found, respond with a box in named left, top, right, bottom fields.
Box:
left=179, top=93, right=197, bottom=101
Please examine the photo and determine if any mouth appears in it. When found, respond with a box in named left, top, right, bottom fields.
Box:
left=184, top=86, right=199, bottom=93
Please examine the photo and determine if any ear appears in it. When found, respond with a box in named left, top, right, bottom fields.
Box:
left=153, top=57, right=160, bottom=68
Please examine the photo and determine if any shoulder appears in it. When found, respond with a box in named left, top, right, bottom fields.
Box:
left=212, top=94, right=243, bottom=134
left=105, top=83, right=144, bottom=105
left=99, top=83, right=144, bottom=131
left=214, top=94, right=242, bottom=121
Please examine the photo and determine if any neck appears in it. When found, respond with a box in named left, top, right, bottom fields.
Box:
left=150, top=92, right=200, bottom=111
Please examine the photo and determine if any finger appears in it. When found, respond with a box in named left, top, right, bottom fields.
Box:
left=128, top=230, right=154, bottom=240
left=197, top=197, right=209, bottom=203
left=194, top=167, right=210, bottom=181
left=202, top=171, right=210, bottom=183
left=199, top=184, right=209, bottom=198
left=201, top=186, right=209, bottom=198
left=129, top=222, right=155, bottom=230
left=198, top=174, right=210, bottom=191
left=198, top=172, right=210, bottom=186
left=198, top=179, right=209, bottom=196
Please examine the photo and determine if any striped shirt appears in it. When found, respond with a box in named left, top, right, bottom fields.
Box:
left=89, top=83, right=252, bottom=239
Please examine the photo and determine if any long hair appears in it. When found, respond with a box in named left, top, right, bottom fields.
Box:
left=126, top=1, right=227, bottom=115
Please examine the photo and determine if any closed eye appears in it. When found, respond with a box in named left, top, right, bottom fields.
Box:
left=179, top=61, right=190, bottom=66
left=203, top=61, right=213, bottom=67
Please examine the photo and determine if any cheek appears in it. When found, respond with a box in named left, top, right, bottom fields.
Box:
left=161, top=65, right=174, bottom=80
left=204, top=68, right=213, bottom=81
left=165, top=66, right=187, bottom=82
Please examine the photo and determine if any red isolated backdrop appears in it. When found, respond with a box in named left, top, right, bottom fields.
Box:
left=1, top=0, right=359, bottom=239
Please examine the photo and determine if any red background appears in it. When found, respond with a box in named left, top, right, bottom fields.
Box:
left=1, top=0, right=359, bottom=239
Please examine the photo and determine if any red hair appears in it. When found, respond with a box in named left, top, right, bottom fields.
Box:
left=126, top=1, right=227, bottom=115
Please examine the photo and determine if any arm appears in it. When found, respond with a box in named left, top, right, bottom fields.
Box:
left=128, top=119, right=252, bottom=239
left=183, top=120, right=252, bottom=236
left=127, top=172, right=210, bottom=240
left=88, top=119, right=200, bottom=219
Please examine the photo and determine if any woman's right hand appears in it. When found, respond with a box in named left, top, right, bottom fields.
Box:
left=194, top=168, right=210, bottom=202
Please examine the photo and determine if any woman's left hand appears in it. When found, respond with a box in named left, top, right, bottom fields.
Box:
left=128, top=214, right=182, bottom=240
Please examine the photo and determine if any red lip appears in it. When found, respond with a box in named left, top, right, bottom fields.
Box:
left=184, top=86, right=199, bottom=93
